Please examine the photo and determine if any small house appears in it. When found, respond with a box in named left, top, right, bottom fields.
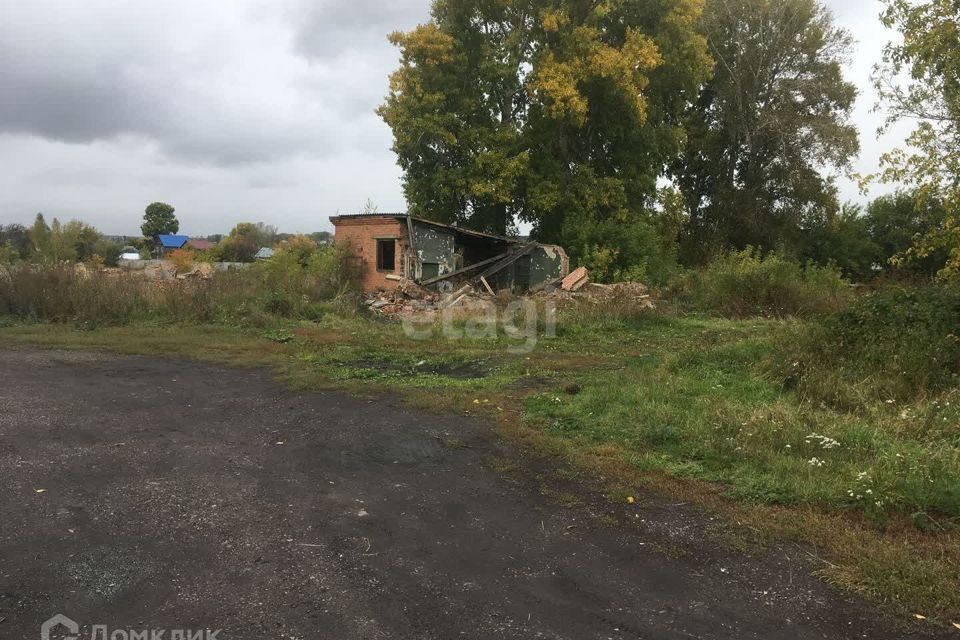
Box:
left=329, top=213, right=569, bottom=293
left=158, top=235, right=189, bottom=255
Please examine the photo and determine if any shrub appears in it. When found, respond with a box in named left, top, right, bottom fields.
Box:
left=673, top=249, right=851, bottom=318
left=767, top=283, right=960, bottom=410
left=0, top=241, right=20, bottom=265
left=562, top=214, right=679, bottom=285
left=253, top=242, right=355, bottom=314
left=167, top=248, right=196, bottom=274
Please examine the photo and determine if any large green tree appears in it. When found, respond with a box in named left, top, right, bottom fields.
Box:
left=674, top=0, right=859, bottom=262
left=379, top=0, right=712, bottom=271
left=141, top=202, right=179, bottom=242
left=875, top=0, right=960, bottom=277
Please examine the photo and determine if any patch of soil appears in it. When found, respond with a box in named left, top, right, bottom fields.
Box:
left=350, top=358, right=488, bottom=379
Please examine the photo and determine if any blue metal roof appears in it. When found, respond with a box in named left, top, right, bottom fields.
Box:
left=158, top=234, right=189, bottom=249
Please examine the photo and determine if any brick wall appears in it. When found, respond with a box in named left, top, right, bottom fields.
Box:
left=333, top=217, right=408, bottom=292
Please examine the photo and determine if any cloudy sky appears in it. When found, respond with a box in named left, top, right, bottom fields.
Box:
left=0, top=0, right=910, bottom=235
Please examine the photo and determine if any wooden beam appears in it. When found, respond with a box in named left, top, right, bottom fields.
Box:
left=479, top=276, right=495, bottom=296
left=406, top=215, right=418, bottom=280
left=474, top=243, right=536, bottom=281
left=406, top=215, right=417, bottom=254
left=419, top=251, right=511, bottom=286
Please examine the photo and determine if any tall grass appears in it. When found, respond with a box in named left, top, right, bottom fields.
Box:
left=767, top=283, right=960, bottom=411
left=672, top=249, right=851, bottom=318
left=0, top=245, right=357, bottom=328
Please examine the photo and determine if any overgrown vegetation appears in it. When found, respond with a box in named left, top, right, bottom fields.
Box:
left=0, top=241, right=356, bottom=328
left=874, top=0, right=960, bottom=278
left=669, top=249, right=851, bottom=317
left=769, top=283, right=960, bottom=411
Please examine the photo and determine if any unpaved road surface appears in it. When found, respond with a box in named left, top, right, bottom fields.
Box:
left=0, top=347, right=946, bottom=639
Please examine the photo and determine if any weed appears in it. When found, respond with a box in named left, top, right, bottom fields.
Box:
left=767, top=283, right=960, bottom=410
left=671, top=248, right=851, bottom=318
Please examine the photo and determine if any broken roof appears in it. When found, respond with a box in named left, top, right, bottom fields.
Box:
left=329, top=213, right=520, bottom=244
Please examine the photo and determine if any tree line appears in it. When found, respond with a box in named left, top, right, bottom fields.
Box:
left=0, top=215, right=121, bottom=266
left=0, top=203, right=333, bottom=266
left=378, top=0, right=958, bottom=282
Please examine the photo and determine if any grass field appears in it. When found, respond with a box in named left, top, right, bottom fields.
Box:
left=2, top=307, right=959, bottom=623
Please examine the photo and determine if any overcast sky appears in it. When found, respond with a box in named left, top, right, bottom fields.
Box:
left=0, top=0, right=911, bottom=235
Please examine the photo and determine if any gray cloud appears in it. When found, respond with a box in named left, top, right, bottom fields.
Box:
left=291, top=0, right=428, bottom=59
left=0, top=0, right=429, bottom=166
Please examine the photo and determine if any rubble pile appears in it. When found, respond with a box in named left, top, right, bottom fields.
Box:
left=365, top=269, right=655, bottom=317
left=143, top=262, right=178, bottom=281
left=177, top=262, right=215, bottom=280
left=576, top=281, right=655, bottom=310
left=364, top=279, right=444, bottom=317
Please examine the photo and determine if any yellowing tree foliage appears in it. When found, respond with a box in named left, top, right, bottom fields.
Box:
left=379, top=0, right=711, bottom=276
left=875, top=0, right=960, bottom=277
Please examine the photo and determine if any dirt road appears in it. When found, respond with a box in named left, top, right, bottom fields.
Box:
left=0, top=347, right=945, bottom=639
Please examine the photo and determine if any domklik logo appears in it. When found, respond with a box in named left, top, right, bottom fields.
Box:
left=41, top=614, right=79, bottom=640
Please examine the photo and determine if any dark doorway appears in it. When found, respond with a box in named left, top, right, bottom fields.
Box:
left=376, top=239, right=396, bottom=271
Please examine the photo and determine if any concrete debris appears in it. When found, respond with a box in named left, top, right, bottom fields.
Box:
left=143, top=262, right=178, bottom=281
left=176, top=262, right=215, bottom=280
left=561, top=267, right=589, bottom=292
left=363, top=280, right=444, bottom=317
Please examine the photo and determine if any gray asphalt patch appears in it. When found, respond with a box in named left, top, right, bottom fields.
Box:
left=0, top=347, right=947, bottom=639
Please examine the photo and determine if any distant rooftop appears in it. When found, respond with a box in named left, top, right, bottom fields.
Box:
left=158, top=234, right=189, bottom=249
left=187, top=238, right=214, bottom=251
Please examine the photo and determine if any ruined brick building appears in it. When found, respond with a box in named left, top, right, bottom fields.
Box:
left=330, top=214, right=569, bottom=293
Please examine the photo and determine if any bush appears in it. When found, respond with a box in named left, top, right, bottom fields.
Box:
left=767, top=283, right=960, bottom=410
left=561, top=214, right=679, bottom=286
left=167, top=248, right=196, bottom=274
left=673, top=249, right=851, bottom=318
left=0, top=241, right=20, bottom=265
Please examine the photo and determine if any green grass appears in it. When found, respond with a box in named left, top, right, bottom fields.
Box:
left=2, top=309, right=959, bottom=621
left=525, top=324, right=960, bottom=521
